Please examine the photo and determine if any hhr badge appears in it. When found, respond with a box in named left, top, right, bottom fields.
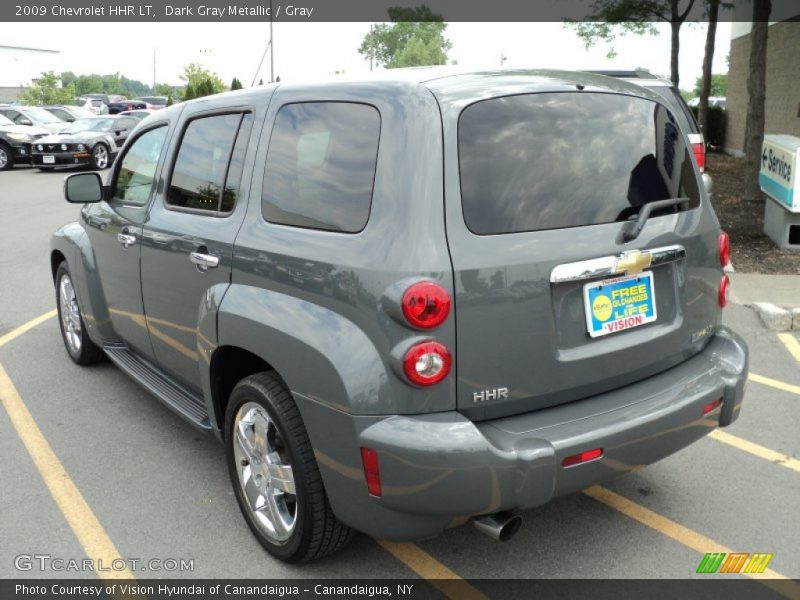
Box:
left=473, top=387, right=509, bottom=403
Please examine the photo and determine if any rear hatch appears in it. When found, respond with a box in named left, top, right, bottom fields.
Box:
left=440, top=87, right=723, bottom=420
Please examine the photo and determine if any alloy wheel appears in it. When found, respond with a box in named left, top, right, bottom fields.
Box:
left=59, top=274, right=82, bottom=354
left=93, top=145, right=108, bottom=168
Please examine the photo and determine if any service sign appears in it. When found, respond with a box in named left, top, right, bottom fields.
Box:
left=584, top=273, right=657, bottom=338
left=759, top=134, right=800, bottom=212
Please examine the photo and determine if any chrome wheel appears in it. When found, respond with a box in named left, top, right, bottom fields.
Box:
left=0, top=147, right=8, bottom=169
left=59, top=274, right=82, bottom=354
left=233, top=402, right=297, bottom=544
left=93, top=145, right=108, bottom=168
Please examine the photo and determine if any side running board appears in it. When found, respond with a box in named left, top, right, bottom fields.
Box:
left=104, top=344, right=211, bottom=430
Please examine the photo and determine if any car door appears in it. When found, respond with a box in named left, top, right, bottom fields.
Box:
left=81, top=122, right=171, bottom=360
left=140, top=108, right=257, bottom=393
left=113, top=117, right=137, bottom=146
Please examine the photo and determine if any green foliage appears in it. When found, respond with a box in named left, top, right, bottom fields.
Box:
left=690, top=104, right=726, bottom=147
left=568, top=21, right=657, bottom=59
left=230, top=77, right=244, bottom=91
left=60, top=71, right=151, bottom=99
left=19, top=71, right=75, bottom=105
left=693, top=73, right=727, bottom=97
left=181, top=63, right=225, bottom=101
left=359, top=5, right=452, bottom=69
left=153, top=83, right=180, bottom=106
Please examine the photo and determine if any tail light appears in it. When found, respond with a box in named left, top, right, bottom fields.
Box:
left=401, top=282, right=451, bottom=329
left=719, top=274, right=730, bottom=308
left=562, top=448, right=603, bottom=468
left=718, top=232, right=731, bottom=268
left=360, top=447, right=381, bottom=497
left=692, top=142, right=706, bottom=173
left=403, top=341, right=451, bottom=386
left=703, top=398, right=723, bottom=415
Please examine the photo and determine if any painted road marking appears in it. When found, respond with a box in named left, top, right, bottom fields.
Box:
left=709, top=430, right=800, bottom=473
left=778, top=332, right=800, bottom=363
left=749, top=373, right=800, bottom=397
left=377, top=541, right=488, bottom=600
left=584, top=486, right=800, bottom=599
left=0, top=309, right=57, bottom=349
left=0, top=363, right=134, bottom=579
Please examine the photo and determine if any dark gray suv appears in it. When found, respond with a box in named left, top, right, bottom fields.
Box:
left=51, top=69, right=748, bottom=562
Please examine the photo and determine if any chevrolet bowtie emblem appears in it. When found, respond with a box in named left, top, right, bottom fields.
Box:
left=614, top=250, right=653, bottom=275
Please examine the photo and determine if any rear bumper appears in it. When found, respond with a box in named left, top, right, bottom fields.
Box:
left=310, top=327, right=747, bottom=540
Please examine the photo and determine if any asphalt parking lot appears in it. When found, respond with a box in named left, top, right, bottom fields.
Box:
left=0, top=165, right=798, bottom=595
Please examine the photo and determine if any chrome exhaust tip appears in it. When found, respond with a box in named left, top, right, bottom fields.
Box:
left=472, top=511, right=522, bottom=542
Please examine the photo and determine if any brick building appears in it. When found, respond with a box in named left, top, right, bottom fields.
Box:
left=725, top=2, right=800, bottom=155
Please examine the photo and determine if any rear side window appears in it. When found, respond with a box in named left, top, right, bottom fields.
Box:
left=167, top=112, right=253, bottom=215
left=261, top=102, right=380, bottom=233
left=458, top=92, right=700, bottom=235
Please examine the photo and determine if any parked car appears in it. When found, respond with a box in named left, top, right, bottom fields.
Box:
left=118, top=108, right=156, bottom=121
left=32, top=115, right=137, bottom=170
left=108, top=99, right=147, bottom=115
left=51, top=69, right=747, bottom=563
left=585, top=70, right=708, bottom=172
left=43, top=105, right=96, bottom=123
left=0, top=113, right=50, bottom=170
left=688, top=96, right=727, bottom=109
left=135, top=96, right=169, bottom=110
left=78, top=96, right=110, bottom=115
left=0, top=105, right=70, bottom=134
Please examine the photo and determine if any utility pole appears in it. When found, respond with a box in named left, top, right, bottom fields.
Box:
left=500, top=53, right=507, bottom=67
left=153, top=47, right=157, bottom=90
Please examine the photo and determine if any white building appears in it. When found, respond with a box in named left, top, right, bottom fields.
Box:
left=0, top=45, right=62, bottom=102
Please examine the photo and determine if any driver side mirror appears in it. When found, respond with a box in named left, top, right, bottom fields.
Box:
left=19, top=118, right=33, bottom=126
left=64, top=172, right=104, bottom=203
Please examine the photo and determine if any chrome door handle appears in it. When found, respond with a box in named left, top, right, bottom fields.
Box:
left=117, top=233, right=137, bottom=248
left=190, top=252, right=220, bottom=269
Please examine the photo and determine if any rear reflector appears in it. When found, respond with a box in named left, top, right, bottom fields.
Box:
left=703, top=398, right=723, bottom=415
left=719, top=274, right=730, bottom=308
left=562, top=448, right=603, bottom=468
left=360, top=447, right=382, bottom=497
left=692, top=142, right=706, bottom=173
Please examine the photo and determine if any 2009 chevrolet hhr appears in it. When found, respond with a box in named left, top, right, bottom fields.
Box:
left=51, top=69, right=748, bottom=562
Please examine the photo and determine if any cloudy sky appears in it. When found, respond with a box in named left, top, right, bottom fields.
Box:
left=2, top=21, right=731, bottom=90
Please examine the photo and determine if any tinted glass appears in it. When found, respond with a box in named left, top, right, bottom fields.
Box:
left=167, top=113, right=243, bottom=213
left=114, top=126, right=167, bottom=206
left=458, top=93, right=700, bottom=235
left=116, top=117, right=137, bottom=131
left=643, top=84, right=699, bottom=134
left=262, top=102, right=380, bottom=233
left=220, top=113, right=254, bottom=213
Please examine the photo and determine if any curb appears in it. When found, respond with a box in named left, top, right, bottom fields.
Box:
left=751, top=303, right=800, bottom=332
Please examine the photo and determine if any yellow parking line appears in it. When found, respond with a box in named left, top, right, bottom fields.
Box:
left=376, top=541, right=488, bottom=600
left=0, top=363, right=134, bottom=579
left=749, top=373, right=800, bottom=396
left=777, top=332, right=800, bottom=363
left=0, top=310, right=57, bottom=349
left=584, top=486, right=800, bottom=599
left=708, top=430, right=800, bottom=473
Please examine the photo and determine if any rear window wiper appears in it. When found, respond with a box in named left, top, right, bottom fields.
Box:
left=620, top=197, right=689, bottom=243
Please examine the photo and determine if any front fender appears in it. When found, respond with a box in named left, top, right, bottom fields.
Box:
left=216, top=284, right=390, bottom=416
left=51, top=219, right=112, bottom=346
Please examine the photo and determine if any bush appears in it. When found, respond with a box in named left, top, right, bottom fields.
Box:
left=691, top=105, right=726, bottom=149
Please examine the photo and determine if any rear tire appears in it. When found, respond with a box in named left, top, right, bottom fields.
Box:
left=0, top=143, right=13, bottom=171
left=225, top=372, right=353, bottom=562
left=55, top=262, right=105, bottom=365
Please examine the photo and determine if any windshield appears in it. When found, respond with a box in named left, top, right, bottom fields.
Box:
left=65, top=118, right=114, bottom=133
left=458, top=92, right=701, bottom=235
left=24, top=107, right=63, bottom=123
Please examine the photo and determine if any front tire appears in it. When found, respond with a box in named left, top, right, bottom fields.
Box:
left=0, top=143, right=13, bottom=171
left=90, top=143, right=110, bottom=169
left=225, top=372, right=353, bottom=562
left=55, top=262, right=105, bottom=365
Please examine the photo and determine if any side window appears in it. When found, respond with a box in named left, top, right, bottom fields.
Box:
left=261, top=102, right=380, bottom=233
left=113, top=125, right=168, bottom=206
left=116, top=117, right=136, bottom=132
left=166, top=112, right=252, bottom=214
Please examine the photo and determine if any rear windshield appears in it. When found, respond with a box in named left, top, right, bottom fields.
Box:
left=641, top=84, right=699, bottom=135
left=458, top=92, right=701, bottom=235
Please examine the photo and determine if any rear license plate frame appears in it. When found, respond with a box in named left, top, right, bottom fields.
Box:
left=583, top=271, right=657, bottom=338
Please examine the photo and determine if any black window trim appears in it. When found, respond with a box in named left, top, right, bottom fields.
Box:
left=260, top=99, right=382, bottom=235
left=163, top=106, right=255, bottom=219
left=456, top=89, right=702, bottom=237
left=108, top=120, right=171, bottom=209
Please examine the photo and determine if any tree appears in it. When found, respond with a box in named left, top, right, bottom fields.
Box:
left=567, top=0, right=698, bottom=88
left=154, top=83, right=179, bottom=106
left=180, top=63, right=225, bottom=101
left=742, top=0, right=771, bottom=203
left=693, top=73, right=727, bottom=97
left=359, top=6, right=452, bottom=69
left=230, top=77, right=243, bottom=90
left=19, top=71, right=76, bottom=105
